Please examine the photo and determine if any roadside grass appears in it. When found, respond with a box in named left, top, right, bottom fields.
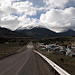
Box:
left=0, top=43, right=22, bottom=58
left=0, top=37, right=30, bottom=59
left=36, top=48, right=75, bottom=75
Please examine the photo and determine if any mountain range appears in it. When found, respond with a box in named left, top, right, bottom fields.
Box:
left=15, top=27, right=57, bottom=38
left=0, top=27, right=22, bottom=37
left=0, top=26, right=75, bottom=38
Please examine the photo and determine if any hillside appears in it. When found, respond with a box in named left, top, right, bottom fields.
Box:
left=16, top=27, right=57, bottom=38
left=0, top=27, right=22, bottom=37
left=59, top=29, right=75, bottom=36
left=0, top=27, right=75, bottom=39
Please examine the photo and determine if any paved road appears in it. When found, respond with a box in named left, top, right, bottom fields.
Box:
left=0, top=42, right=54, bottom=75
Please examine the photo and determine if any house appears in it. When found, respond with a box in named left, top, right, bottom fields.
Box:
left=66, top=46, right=75, bottom=57
left=66, top=51, right=75, bottom=57
left=69, top=52, right=75, bottom=57
left=60, top=50, right=66, bottom=55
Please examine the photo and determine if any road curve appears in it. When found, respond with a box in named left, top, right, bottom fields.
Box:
left=0, top=42, right=54, bottom=75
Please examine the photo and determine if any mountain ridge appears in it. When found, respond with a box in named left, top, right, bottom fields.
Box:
left=16, top=27, right=75, bottom=38
left=0, top=27, right=23, bottom=37
left=0, top=26, right=75, bottom=38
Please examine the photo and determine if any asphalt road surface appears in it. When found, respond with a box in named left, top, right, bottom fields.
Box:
left=0, top=42, right=54, bottom=75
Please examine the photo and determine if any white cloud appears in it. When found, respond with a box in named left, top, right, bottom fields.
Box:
left=0, top=0, right=75, bottom=32
left=40, top=7, right=75, bottom=32
left=1, top=15, right=18, bottom=21
left=12, top=1, right=36, bottom=16
left=18, top=15, right=39, bottom=28
left=0, top=0, right=37, bottom=30
left=0, top=14, right=20, bottom=30
left=0, top=0, right=17, bottom=18
left=43, top=0, right=69, bottom=9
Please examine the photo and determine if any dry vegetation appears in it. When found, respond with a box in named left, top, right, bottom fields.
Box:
left=0, top=37, right=29, bottom=59
left=0, top=43, right=22, bottom=58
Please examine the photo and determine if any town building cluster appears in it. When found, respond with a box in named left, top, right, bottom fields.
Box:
left=36, top=43, right=75, bottom=57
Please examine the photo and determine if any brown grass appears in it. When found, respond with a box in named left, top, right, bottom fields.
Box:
left=0, top=43, right=22, bottom=58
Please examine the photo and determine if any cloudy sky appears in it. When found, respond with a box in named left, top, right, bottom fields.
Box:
left=0, top=0, right=75, bottom=32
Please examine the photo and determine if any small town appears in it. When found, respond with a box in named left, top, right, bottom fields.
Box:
left=36, top=42, right=75, bottom=57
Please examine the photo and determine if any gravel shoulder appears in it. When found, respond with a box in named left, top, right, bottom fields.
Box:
left=34, top=52, right=54, bottom=75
